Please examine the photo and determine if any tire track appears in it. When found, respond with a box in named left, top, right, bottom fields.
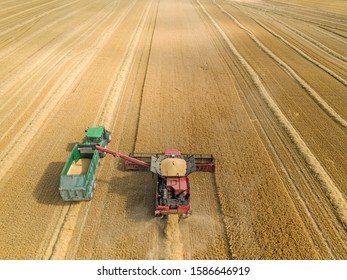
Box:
left=202, top=0, right=346, bottom=258
left=45, top=0, right=154, bottom=260
left=316, top=25, right=347, bottom=43
left=235, top=81, right=337, bottom=257
left=214, top=2, right=347, bottom=129
left=0, top=0, right=47, bottom=14
left=75, top=0, right=160, bottom=259
left=252, top=18, right=347, bottom=86
left=0, top=0, right=83, bottom=56
left=0, top=0, right=122, bottom=184
left=0, top=0, right=112, bottom=109
left=265, top=3, right=347, bottom=30
left=0, top=0, right=62, bottom=27
left=235, top=2, right=347, bottom=67
left=0, top=1, right=116, bottom=141
left=123, top=0, right=233, bottom=259
left=235, top=1, right=347, bottom=45
left=265, top=13, right=347, bottom=64
left=198, top=0, right=347, bottom=230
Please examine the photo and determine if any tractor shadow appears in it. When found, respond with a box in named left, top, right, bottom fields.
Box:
left=107, top=160, right=157, bottom=222
left=34, top=162, right=66, bottom=205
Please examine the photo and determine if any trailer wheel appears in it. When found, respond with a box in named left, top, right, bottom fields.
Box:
left=99, top=151, right=107, bottom=158
left=90, top=181, right=96, bottom=199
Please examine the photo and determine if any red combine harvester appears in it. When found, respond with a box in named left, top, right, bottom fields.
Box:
left=95, top=146, right=215, bottom=218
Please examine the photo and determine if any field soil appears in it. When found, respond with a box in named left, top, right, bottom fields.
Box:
left=0, top=0, right=346, bottom=259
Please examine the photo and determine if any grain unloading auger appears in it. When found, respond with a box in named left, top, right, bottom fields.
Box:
left=95, top=145, right=215, bottom=218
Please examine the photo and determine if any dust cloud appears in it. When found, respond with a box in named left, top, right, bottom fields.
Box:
left=163, top=214, right=183, bottom=260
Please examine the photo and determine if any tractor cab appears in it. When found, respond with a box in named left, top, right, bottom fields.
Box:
left=84, top=126, right=111, bottom=147
left=84, top=126, right=111, bottom=157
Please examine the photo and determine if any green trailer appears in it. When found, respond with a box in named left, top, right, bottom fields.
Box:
left=59, top=144, right=100, bottom=201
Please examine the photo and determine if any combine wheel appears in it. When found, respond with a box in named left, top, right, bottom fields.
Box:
left=178, top=213, right=190, bottom=221
left=161, top=214, right=168, bottom=220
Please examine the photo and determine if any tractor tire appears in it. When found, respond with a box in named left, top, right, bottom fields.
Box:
left=107, top=132, right=112, bottom=143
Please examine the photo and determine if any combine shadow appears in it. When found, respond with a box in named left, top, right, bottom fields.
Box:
left=34, top=162, right=66, bottom=205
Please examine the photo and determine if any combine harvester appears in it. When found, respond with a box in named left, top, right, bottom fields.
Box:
left=59, top=127, right=215, bottom=218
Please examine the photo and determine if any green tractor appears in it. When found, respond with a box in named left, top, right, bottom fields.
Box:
left=84, top=126, right=112, bottom=157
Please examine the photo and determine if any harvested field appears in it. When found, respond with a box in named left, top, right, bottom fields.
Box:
left=0, top=0, right=346, bottom=260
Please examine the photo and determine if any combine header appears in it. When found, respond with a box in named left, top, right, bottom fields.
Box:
left=59, top=127, right=215, bottom=218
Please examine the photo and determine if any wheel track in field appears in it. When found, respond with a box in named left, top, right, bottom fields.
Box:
left=233, top=1, right=347, bottom=45
left=200, top=0, right=347, bottom=257
left=235, top=2, right=347, bottom=70
left=192, top=1, right=244, bottom=257
left=234, top=80, right=337, bottom=257
left=44, top=0, right=155, bottom=260
left=211, top=3, right=347, bottom=227
left=0, top=0, right=24, bottom=8
left=317, top=25, right=347, bottom=42
left=0, top=0, right=112, bottom=99
left=215, top=2, right=347, bottom=129
left=0, top=0, right=90, bottom=57
left=0, top=0, right=125, bottom=184
left=251, top=18, right=347, bottom=87
left=263, top=13, right=347, bottom=64
left=0, top=0, right=113, bottom=110
left=0, top=0, right=46, bottom=13
left=272, top=11, right=347, bottom=41
left=82, top=0, right=159, bottom=259
left=196, top=0, right=322, bottom=258
left=199, top=0, right=347, bottom=232
left=0, top=0, right=63, bottom=28
left=40, top=0, right=139, bottom=258
left=249, top=1, right=347, bottom=30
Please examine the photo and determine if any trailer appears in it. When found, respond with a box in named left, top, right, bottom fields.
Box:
left=59, top=144, right=100, bottom=201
